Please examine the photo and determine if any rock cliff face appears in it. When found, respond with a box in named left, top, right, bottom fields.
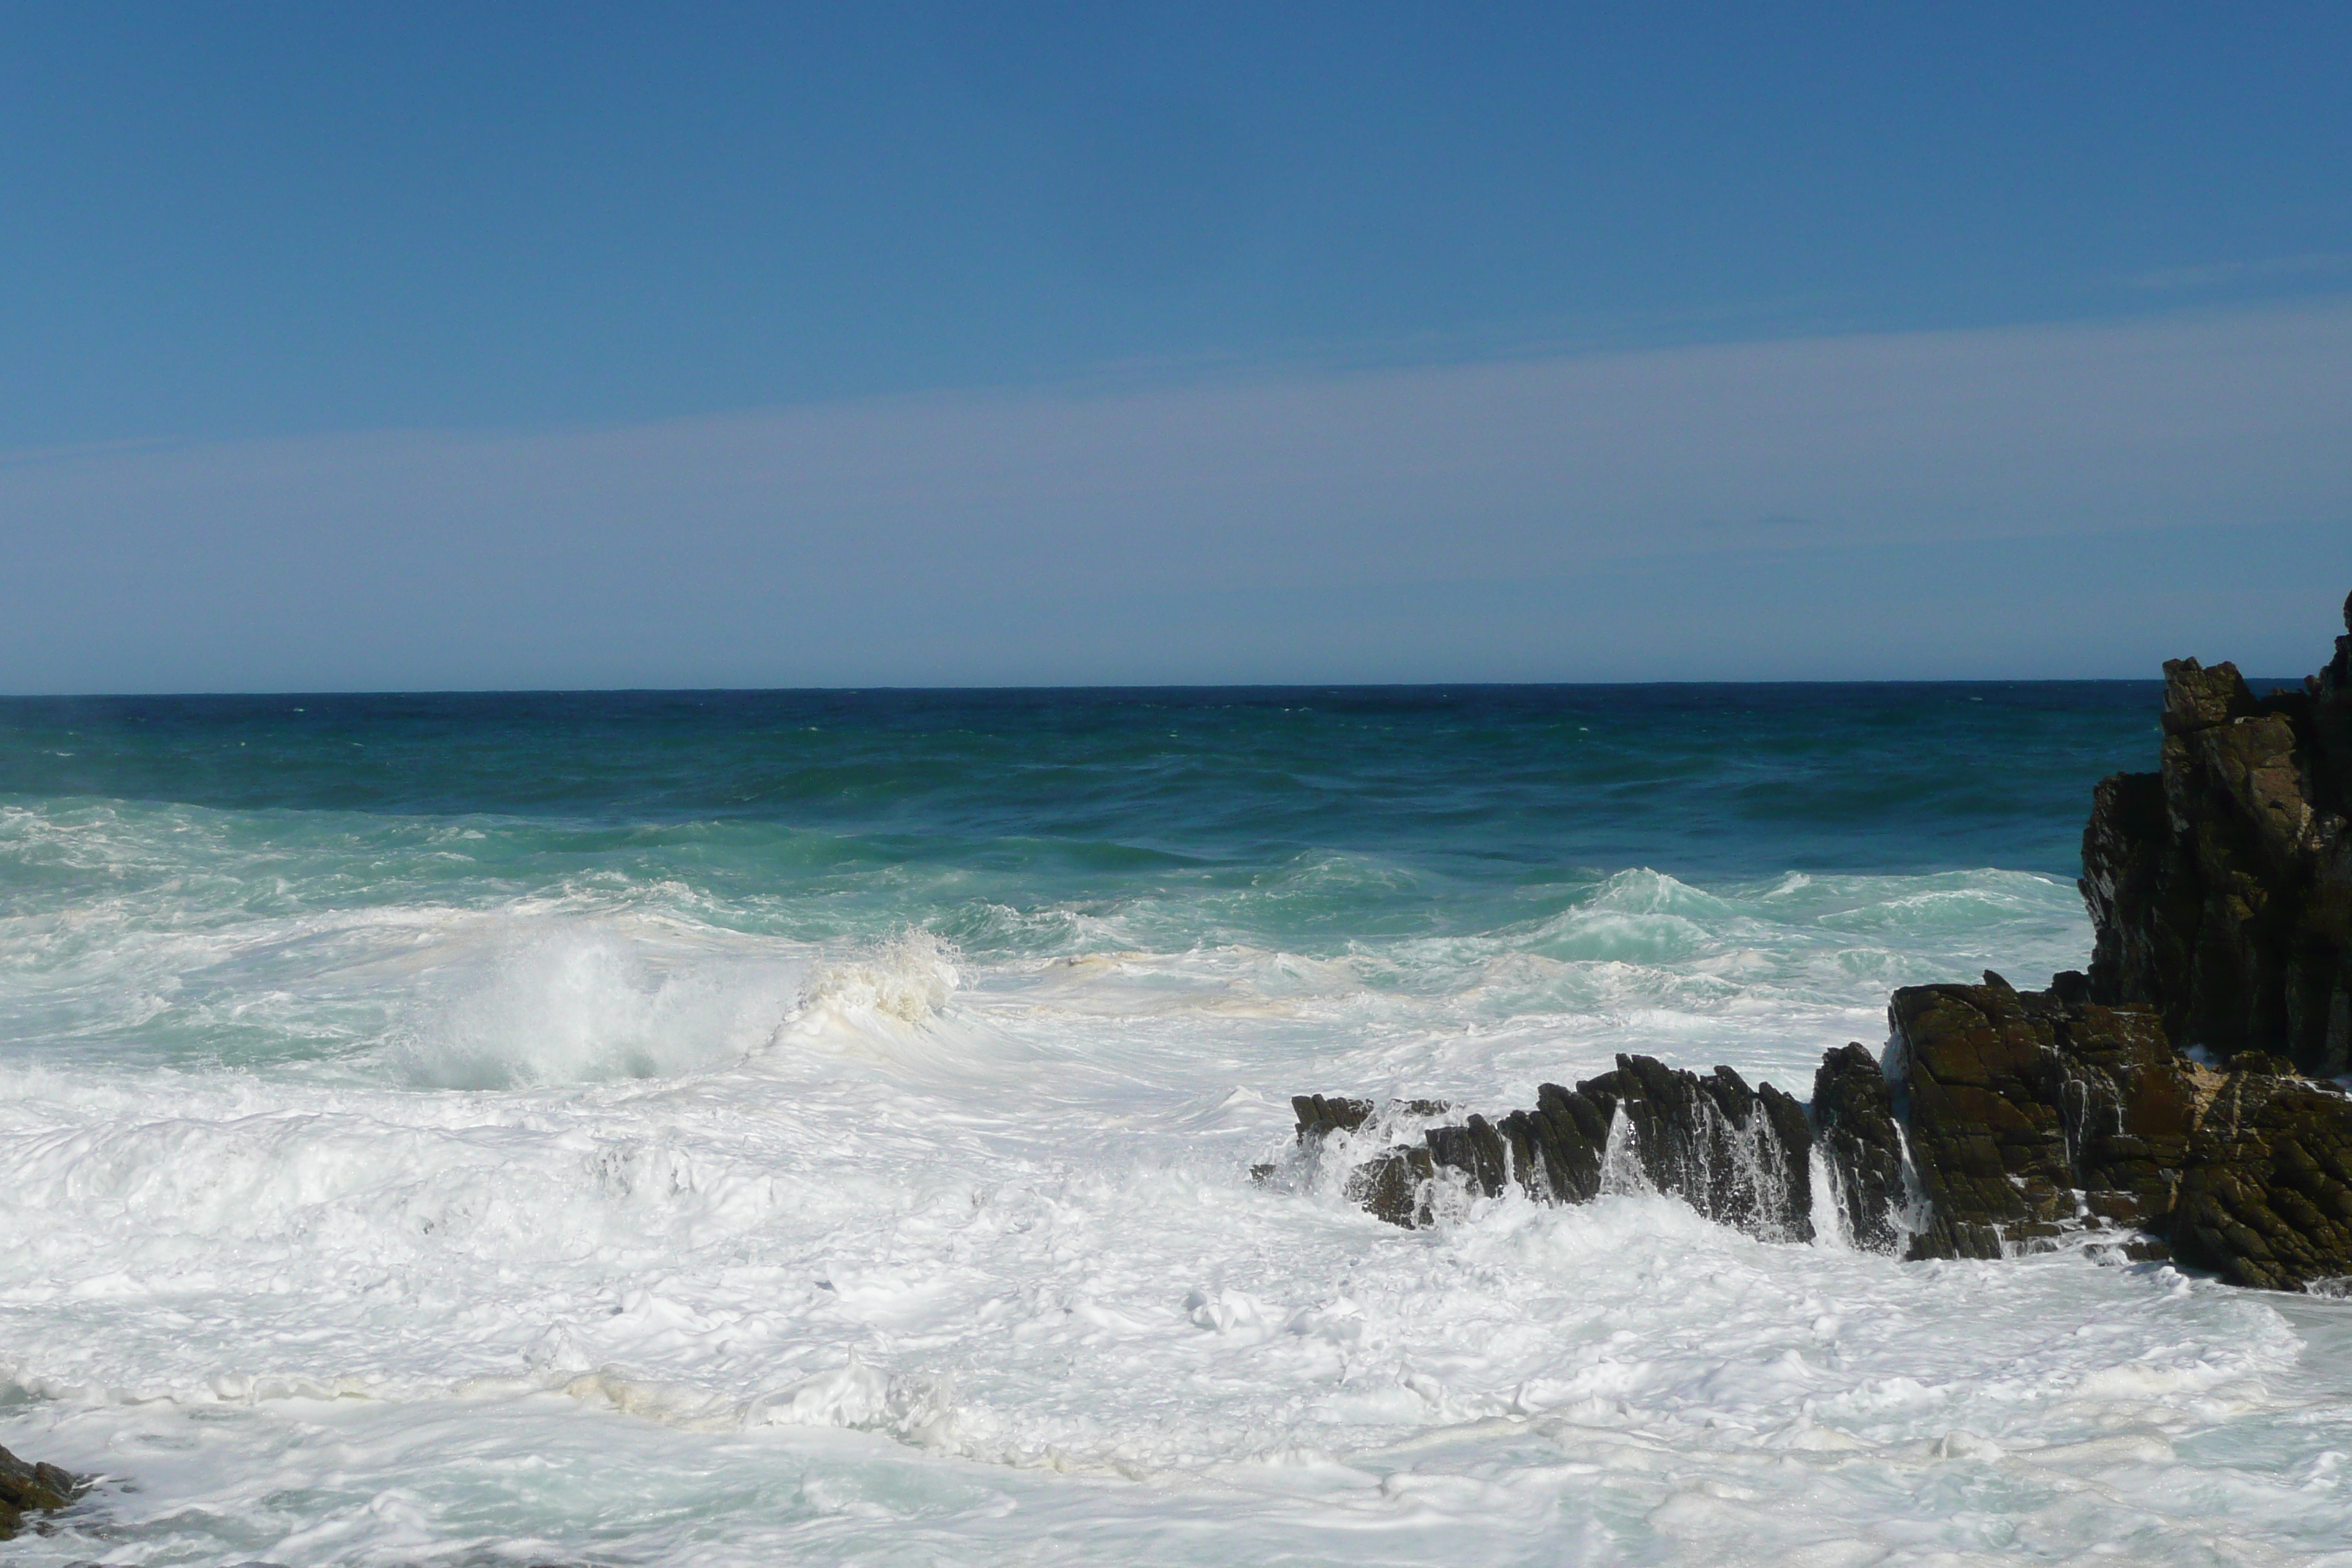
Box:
left=1291, top=592, right=2352, bottom=1292
left=2082, top=592, right=2352, bottom=1075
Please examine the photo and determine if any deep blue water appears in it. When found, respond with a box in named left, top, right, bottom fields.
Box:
left=1, top=682, right=2167, bottom=889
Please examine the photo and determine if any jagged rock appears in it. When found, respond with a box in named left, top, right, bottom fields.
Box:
left=1572, top=1056, right=1814, bottom=1241
left=2083, top=600, right=2352, bottom=1075
left=1290, top=1094, right=1374, bottom=1141
left=1887, top=976, right=2069, bottom=1258
left=1888, top=976, right=2197, bottom=1259
left=1288, top=1095, right=1451, bottom=1143
left=0, top=1443, right=81, bottom=1540
left=1343, top=1144, right=1439, bottom=1227
left=1812, top=1042, right=1907, bottom=1251
left=1291, top=591, right=2352, bottom=1291
left=1885, top=970, right=2352, bottom=1284
left=1294, top=1055, right=1815, bottom=1242
left=2038, top=998, right=2196, bottom=1232
left=1301, top=976, right=2352, bottom=1287
left=2172, top=1063, right=2352, bottom=1291
left=1286, top=1096, right=1453, bottom=1226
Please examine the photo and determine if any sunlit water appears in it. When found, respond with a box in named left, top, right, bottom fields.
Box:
left=4, top=685, right=2347, bottom=1566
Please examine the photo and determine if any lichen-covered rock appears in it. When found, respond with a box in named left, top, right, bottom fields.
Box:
left=0, top=1443, right=81, bottom=1540
left=2082, top=596, right=2352, bottom=1075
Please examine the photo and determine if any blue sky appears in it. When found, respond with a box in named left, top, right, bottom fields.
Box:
left=4, top=4, right=2350, bottom=688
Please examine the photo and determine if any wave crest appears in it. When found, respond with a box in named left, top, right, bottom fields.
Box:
left=793, top=927, right=962, bottom=1028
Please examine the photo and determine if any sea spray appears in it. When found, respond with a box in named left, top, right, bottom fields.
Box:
left=6, top=685, right=2349, bottom=1566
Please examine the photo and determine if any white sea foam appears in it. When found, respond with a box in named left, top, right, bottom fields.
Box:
left=1, top=823, right=2348, bottom=1564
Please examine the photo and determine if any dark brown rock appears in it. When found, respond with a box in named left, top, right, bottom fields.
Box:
left=1288, top=1096, right=1457, bottom=1226
left=1565, top=1056, right=1815, bottom=1242
left=1345, top=1145, right=1437, bottom=1227
left=1298, top=1054, right=1815, bottom=1241
left=0, top=1443, right=81, bottom=1540
left=1282, top=595, right=2352, bottom=1292
left=2041, top=1000, right=2196, bottom=1229
left=1290, top=1095, right=1374, bottom=1141
left=2083, top=630, right=2352, bottom=1076
left=1887, top=978, right=2204, bottom=1259
left=1812, top=1041, right=1907, bottom=1251
left=1887, top=981, right=2069, bottom=1257
left=2171, top=1066, right=2352, bottom=1290
left=1300, top=977, right=2352, bottom=1289
left=1885, top=970, right=2352, bottom=1286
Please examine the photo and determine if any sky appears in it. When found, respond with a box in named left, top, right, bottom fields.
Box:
left=4, top=3, right=2351, bottom=690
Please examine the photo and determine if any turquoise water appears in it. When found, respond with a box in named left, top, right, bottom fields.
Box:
left=7, top=683, right=2348, bottom=1567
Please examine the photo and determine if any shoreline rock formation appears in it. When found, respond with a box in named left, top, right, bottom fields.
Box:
left=0, top=1443, right=81, bottom=1540
left=1292, top=592, right=2352, bottom=1292
left=2081, top=594, right=2352, bottom=1076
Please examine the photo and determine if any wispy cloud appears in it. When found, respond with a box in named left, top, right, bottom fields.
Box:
left=2128, top=253, right=2352, bottom=291
left=5, top=299, right=2351, bottom=690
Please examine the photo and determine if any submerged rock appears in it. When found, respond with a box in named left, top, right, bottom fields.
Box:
left=0, top=1442, right=82, bottom=1539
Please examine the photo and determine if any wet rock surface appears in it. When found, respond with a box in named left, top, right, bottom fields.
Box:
left=1886, top=973, right=2197, bottom=1262
left=2172, top=1055, right=2352, bottom=1290
left=0, top=1442, right=83, bottom=1539
left=1299, top=976, right=2352, bottom=1289
left=1811, top=1041, right=1908, bottom=1253
left=1294, top=1055, right=1817, bottom=1243
left=1888, top=974, right=2352, bottom=1288
left=1292, top=589, right=2352, bottom=1292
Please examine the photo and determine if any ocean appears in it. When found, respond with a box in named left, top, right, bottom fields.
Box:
left=4, top=685, right=2348, bottom=1566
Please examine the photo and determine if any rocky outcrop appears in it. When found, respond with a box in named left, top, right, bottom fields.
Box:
left=2082, top=592, right=2352, bottom=1076
left=1812, top=1042, right=1908, bottom=1252
left=2171, top=1055, right=2352, bottom=1290
left=1888, top=973, right=2194, bottom=1262
left=1888, top=973, right=2352, bottom=1288
left=1292, top=589, right=2352, bottom=1291
left=1299, top=975, right=2352, bottom=1289
left=1294, top=1054, right=1818, bottom=1243
left=0, top=1443, right=81, bottom=1540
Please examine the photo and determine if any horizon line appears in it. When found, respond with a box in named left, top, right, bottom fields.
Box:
left=6, top=674, right=2296, bottom=703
